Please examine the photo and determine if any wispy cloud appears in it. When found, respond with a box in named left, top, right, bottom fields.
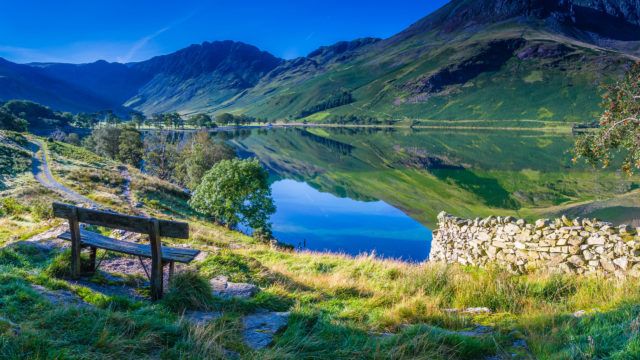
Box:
left=0, top=10, right=197, bottom=64
left=118, top=11, right=197, bottom=63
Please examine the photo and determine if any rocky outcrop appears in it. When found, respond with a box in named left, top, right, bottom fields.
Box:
left=430, top=212, right=640, bottom=277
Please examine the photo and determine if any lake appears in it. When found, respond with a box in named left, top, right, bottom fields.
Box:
left=187, top=127, right=640, bottom=261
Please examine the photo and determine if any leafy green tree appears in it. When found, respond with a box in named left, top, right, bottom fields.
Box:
left=189, top=158, right=275, bottom=231
left=188, top=113, right=215, bottom=128
left=2, top=100, right=65, bottom=128
left=65, top=133, right=81, bottom=146
left=574, top=63, right=640, bottom=173
left=215, top=113, right=235, bottom=126
left=163, top=112, right=183, bottom=129
left=0, top=109, right=27, bottom=131
left=144, top=132, right=180, bottom=180
left=131, top=112, right=146, bottom=129
left=176, top=130, right=235, bottom=189
left=117, top=126, right=144, bottom=167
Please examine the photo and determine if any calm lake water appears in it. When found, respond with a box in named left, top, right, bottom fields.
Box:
left=175, top=127, right=639, bottom=261
left=270, top=179, right=431, bottom=261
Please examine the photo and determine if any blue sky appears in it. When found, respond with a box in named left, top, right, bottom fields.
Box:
left=0, top=0, right=448, bottom=64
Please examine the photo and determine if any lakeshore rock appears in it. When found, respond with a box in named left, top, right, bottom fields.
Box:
left=430, top=213, right=640, bottom=277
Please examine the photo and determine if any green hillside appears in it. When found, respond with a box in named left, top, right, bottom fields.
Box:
left=226, top=24, right=633, bottom=122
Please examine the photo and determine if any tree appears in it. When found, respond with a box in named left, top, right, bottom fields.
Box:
left=574, top=63, right=640, bottom=173
left=0, top=109, right=27, bottom=131
left=117, top=126, right=144, bottom=167
left=176, top=130, right=235, bottom=189
left=189, top=158, right=276, bottom=232
left=144, top=132, right=180, bottom=180
left=90, top=126, right=122, bottom=159
left=164, top=112, right=183, bottom=129
left=188, top=113, right=215, bottom=128
left=65, top=133, right=81, bottom=146
left=131, top=111, right=146, bottom=129
left=215, top=113, right=235, bottom=126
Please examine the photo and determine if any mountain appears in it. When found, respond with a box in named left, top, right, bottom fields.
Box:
left=0, top=58, right=122, bottom=114
left=1, top=0, right=639, bottom=122
left=124, top=41, right=282, bottom=114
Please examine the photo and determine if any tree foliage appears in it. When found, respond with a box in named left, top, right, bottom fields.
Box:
left=298, top=91, right=354, bottom=118
left=189, top=158, right=275, bottom=232
left=175, top=130, right=235, bottom=190
left=143, top=132, right=180, bottom=180
left=0, top=109, right=27, bottom=131
left=84, top=125, right=144, bottom=167
left=118, top=127, right=144, bottom=167
left=574, top=63, right=640, bottom=173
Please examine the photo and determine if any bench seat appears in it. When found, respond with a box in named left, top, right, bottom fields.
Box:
left=58, top=229, right=200, bottom=263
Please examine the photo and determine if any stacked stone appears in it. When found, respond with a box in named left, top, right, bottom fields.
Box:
left=430, top=211, right=640, bottom=277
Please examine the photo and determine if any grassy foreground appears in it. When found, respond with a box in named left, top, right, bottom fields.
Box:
left=1, top=132, right=640, bottom=359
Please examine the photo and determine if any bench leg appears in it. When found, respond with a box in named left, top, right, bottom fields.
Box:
left=89, top=247, right=97, bottom=273
left=69, top=211, right=82, bottom=279
left=149, top=220, right=163, bottom=301
left=168, top=262, right=175, bottom=284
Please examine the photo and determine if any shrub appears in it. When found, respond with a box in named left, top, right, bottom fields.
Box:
left=189, top=158, right=275, bottom=231
left=30, top=200, right=53, bottom=221
left=162, top=270, right=215, bottom=313
left=0, top=198, right=28, bottom=216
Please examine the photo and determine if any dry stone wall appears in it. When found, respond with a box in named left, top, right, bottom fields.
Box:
left=430, top=212, right=640, bottom=277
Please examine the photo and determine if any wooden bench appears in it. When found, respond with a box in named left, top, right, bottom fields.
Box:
left=52, top=202, right=198, bottom=300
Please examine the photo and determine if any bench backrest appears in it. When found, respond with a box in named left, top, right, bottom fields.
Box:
left=52, top=202, right=189, bottom=238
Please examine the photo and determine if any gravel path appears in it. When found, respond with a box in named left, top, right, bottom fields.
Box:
left=29, top=139, right=100, bottom=208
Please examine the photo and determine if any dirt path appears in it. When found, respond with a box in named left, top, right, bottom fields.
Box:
left=29, top=139, right=100, bottom=208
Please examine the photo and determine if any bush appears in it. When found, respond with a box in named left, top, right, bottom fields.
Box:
left=30, top=200, right=53, bottom=221
left=162, top=270, right=215, bottom=313
left=0, top=198, right=28, bottom=217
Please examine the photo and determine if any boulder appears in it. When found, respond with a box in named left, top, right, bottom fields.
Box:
left=210, top=276, right=260, bottom=299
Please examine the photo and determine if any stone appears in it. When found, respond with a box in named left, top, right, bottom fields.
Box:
left=573, top=310, right=587, bottom=318
left=613, top=257, right=629, bottom=270
left=243, top=311, right=290, bottom=350
left=561, top=215, right=573, bottom=227
left=600, top=259, right=616, bottom=273
left=568, top=237, right=584, bottom=246
left=210, top=276, right=260, bottom=299
left=514, top=241, right=526, bottom=250
left=504, top=224, right=520, bottom=236
left=587, top=237, right=606, bottom=246
left=583, top=250, right=594, bottom=261
left=492, top=241, right=507, bottom=249
left=568, top=255, right=585, bottom=266
left=183, top=311, right=223, bottom=326
left=31, top=285, right=90, bottom=308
